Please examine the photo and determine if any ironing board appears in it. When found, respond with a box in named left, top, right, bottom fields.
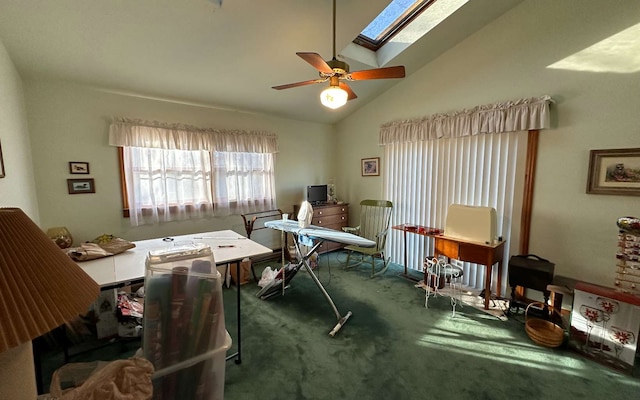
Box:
left=261, top=220, right=375, bottom=336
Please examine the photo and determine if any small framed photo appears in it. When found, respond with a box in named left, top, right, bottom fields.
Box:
left=0, top=140, right=5, bottom=178
left=586, top=148, right=640, bottom=196
left=361, top=157, right=380, bottom=177
left=69, top=161, right=90, bottom=174
left=67, top=178, right=96, bottom=194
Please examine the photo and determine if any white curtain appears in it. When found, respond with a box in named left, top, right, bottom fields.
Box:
left=109, top=118, right=278, bottom=226
left=381, top=96, right=552, bottom=296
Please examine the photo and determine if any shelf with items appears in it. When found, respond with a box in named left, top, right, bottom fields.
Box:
left=615, top=230, right=640, bottom=295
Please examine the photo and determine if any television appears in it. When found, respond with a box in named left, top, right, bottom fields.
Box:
left=306, top=185, right=328, bottom=205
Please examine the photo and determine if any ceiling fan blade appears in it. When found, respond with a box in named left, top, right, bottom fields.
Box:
left=339, top=82, right=357, bottom=100
left=349, top=66, right=406, bottom=81
left=297, top=52, right=334, bottom=74
left=272, top=79, right=323, bottom=90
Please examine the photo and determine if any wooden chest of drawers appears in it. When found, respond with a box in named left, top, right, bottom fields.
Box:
left=294, top=203, right=349, bottom=254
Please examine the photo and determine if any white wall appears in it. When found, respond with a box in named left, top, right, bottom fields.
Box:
left=0, top=39, right=39, bottom=220
left=0, top=36, right=41, bottom=399
left=336, top=0, right=640, bottom=285
left=23, top=80, right=335, bottom=244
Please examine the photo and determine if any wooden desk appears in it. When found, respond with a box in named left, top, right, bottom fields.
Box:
left=392, top=224, right=505, bottom=310
left=434, top=235, right=505, bottom=310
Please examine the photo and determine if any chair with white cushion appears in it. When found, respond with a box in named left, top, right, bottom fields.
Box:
left=424, top=257, right=464, bottom=317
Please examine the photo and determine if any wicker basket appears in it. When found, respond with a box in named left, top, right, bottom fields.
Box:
left=525, top=302, right=565, bottom=348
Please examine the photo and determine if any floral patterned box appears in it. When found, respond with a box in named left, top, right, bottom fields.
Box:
left=569, top=281, right=640, bottom=374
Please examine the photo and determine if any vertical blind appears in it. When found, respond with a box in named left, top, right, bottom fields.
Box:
left=379, top=96, right=552, bottom=296
left=383, top=131, right=527, bottom=295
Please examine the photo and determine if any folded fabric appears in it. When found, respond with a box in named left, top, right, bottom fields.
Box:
left=91, top=234, right=136, bottom=255
left=68, top=243, right=112, bottom=261
left=67, top=234, right=136, bottom=262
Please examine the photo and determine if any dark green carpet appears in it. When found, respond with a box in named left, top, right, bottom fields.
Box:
left=39, top=250, right=640, bottom=399
left=222, top=251, right=640, bottom=400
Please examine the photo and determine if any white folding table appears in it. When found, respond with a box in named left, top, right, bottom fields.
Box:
left=75, top=230, right=272, bottom=364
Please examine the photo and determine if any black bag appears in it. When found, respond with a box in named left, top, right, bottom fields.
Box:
left=508, top=254, right=555, bottom=292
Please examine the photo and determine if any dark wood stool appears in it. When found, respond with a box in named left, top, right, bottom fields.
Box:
left=508, top=254, right=555, bottom=314
left=546, top=275, right=577, bottom=326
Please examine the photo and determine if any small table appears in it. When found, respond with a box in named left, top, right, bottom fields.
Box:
left=392, top=224, right=443, bottom=281
left=433, top=235, right=505, bottom=310
left=392, top=224, right=505, bottom=310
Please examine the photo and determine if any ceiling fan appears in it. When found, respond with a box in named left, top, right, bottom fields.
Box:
left=272, top=0, right=406, bottom=109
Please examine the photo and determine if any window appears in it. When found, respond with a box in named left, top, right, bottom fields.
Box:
left=345, top=0, right=469, bottom=67
left=110, top=119, right=278, bottom=226
left=354, top=0, right=436, bottom=51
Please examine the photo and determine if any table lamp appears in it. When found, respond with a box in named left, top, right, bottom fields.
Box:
left=0, top=208, right=99, bottom=399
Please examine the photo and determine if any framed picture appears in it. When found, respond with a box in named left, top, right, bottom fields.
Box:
left=586, top=148, right=640, bottom=196
left=362, top=157, right=380, bottom=177
left=0, top=140, right=5, bottom=178
left=67, top=178, right=96, bottom=194
left=69, top=161, right=90, bottom=174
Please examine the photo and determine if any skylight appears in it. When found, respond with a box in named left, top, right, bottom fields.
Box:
left=344, top=0, right=469, bottom=68
left=355, top=0, right=434, bottom=51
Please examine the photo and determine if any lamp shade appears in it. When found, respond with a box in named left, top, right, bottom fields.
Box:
left=320, top=86, right=348, bottom=109
left=0, top=208, right=99, bottom=353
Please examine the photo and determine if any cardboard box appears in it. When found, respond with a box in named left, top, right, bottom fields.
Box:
left=229, top=258, right=252, bottom=285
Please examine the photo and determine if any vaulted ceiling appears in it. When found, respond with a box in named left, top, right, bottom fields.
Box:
left=0, top=0, right=523, bottom=124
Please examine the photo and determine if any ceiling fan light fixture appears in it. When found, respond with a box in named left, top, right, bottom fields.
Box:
left=320, top=86, right=348, bottom=109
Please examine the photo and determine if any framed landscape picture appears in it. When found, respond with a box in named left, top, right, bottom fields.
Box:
left=362, top=157, right=380, bottom=177
left=67, top=178, right=96, bottom=194
left=586, top=148, right=640, bottom=196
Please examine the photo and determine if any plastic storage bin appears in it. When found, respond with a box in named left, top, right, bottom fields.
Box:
left=143, top=243, right=228, bottom=399
left=152, top=331, right=231, bottom=400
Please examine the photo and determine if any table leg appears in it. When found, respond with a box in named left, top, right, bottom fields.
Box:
left=398, top=230, right=421, bottom=282
left=496, top=260, right=503, bottom=299
left=226, top=260, right=242, bottom=364
left=483, top=264, right=492, bottom=310
left=403, top=230, right=408, bottom=276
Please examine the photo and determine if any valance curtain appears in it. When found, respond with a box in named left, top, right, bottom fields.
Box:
left=109, top=117, right=279, bottom=153
left=109, top=118, right=278, bottom=226
left=379, top=95, right=552, bottom=144
left=380, top=96, right=552, bottom=296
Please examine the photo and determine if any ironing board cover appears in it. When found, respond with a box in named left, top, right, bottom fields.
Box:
left=264, top=220, right=375, bottom=248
